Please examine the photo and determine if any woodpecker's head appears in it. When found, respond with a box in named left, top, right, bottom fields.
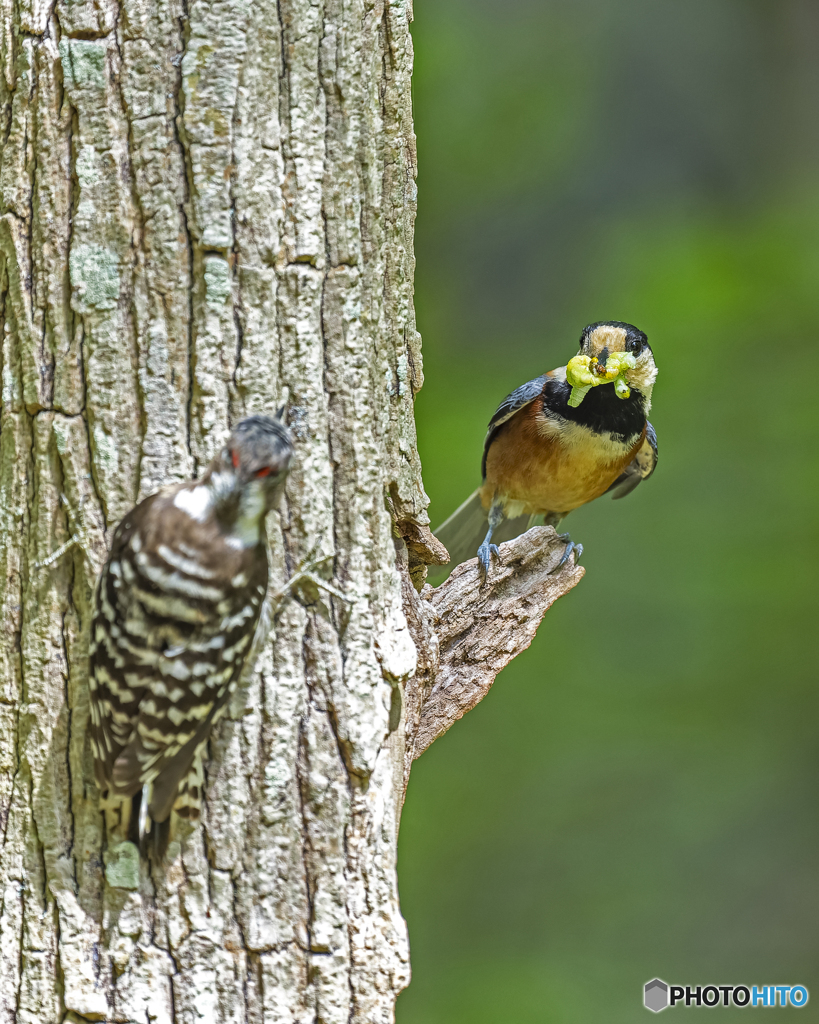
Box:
left=578, top=321, right=657, bottom=397
left=207, top=414, right=294, bottom=533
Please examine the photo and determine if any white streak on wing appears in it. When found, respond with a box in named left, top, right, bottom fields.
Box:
left=120, top=612, right=152, bottom=641
left=100, top=590, right=118, bottom=621
left=168, top=634, right=225, bottom=655
left=138, top=724, right=173, bottom=744
left=132, top=586, right=209, bottom=623
left=223, top=634, right=252, bottom=663
left=231, top=571, right=248, bottom=587
left=159, top=658, right=191, bottom=681
left=136, top=553, right=224, bottom=601
left=173, top=484, right=213, bottom=522
left=158, top=543, right=218, bottom=580
left=130, top=533, right=142, bottom=553
left=117, top=632, right=160, bottom=666
left=168, top=704, right=210, bottom=725
left=94, top=663, right=135, bottom=702
left=167, top=706, right=187, bottom=726
left=103, top=636, right=127, bottom=669
left=190, top=665, right=232, bottom=686
left=220, top=603, right=257, bottom=631
left=100, top=699, right=131, bottom=725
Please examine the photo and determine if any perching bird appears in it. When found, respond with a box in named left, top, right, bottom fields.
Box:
left=89, top=414, right=294, bottom=857
left=433, top=321, right=658, bottom=578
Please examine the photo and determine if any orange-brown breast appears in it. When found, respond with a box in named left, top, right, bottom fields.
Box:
left=480, top=402, right=645, bottom=517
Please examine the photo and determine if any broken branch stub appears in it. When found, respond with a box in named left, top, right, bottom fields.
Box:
left=403, top=526, right=585, bottom=783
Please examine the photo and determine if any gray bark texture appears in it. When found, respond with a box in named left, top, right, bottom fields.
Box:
left=0, top=0, right=583, bottom=1020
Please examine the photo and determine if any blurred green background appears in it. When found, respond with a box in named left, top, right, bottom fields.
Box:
left=397, top=1, right=819, bottom=1021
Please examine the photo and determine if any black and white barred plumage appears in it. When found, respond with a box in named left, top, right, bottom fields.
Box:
left=89, top=415, right=293, bottom=852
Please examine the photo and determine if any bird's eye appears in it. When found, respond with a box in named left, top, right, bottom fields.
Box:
left=255, top=466, right=272, bottom=479
left=626, top=337, right=643, bottom=354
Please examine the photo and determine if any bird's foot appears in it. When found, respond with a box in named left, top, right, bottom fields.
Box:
left=550, top=533, right=583, bottom=574
left=477, top=539, right=501, bottom=577
left=272, top=552, right=350, bottom=612
left=34, top=492, right=98, bottom=573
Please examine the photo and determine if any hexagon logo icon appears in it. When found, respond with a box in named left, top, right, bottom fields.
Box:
left=644, top=978, right=669, bottom=1012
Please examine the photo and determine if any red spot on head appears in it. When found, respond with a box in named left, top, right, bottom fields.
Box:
left=255, top=466, right=272, bottom=478
left=231, top=450, right=240, bottom=469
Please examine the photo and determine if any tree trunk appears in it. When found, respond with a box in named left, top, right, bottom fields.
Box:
left=0, top=0, right=582, bottom=1020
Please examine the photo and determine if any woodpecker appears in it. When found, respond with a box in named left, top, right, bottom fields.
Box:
left=89, top=414, right=294, bottom=856
left=433, top=321, right=659, bottom=578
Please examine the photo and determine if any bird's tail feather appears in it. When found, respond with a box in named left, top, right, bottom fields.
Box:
left=427, top=489, right=540, bottom=586
left=432, top=490, right=487, bottom=573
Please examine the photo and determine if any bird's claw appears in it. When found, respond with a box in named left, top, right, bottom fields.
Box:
left=33, top=492, right=100, bottom=573
left=272, top=552, right=351, bottom=611
left=550, top=534, right=583, bottom=574
left=477, top=541, right=500, bottom=577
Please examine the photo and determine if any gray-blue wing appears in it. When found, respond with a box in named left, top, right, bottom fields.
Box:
left=481, top=374, right=549, bottom=479
left=606, top=421, right=658, bottom=499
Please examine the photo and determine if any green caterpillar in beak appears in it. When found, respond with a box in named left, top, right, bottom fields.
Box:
left=566, top=352, right=638, bottom=408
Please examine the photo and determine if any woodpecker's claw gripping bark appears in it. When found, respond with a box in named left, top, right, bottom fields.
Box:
left=271, top=551, right=351, bottom=611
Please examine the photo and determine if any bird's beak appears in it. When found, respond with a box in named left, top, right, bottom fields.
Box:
left=596, top=347, right=609, bottom=369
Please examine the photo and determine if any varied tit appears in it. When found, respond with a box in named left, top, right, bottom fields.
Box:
left=432, top=321, right=659, bottom=579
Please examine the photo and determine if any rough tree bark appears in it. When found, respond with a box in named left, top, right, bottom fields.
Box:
left=0, top=0, right=583, bottom=1021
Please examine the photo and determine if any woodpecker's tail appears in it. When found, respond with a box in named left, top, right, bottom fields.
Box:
left=121, top=752, right=207, bottom=863
left=124, top=788, right=170, bottom=863
left=427, top=489, right=538, bottom=586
